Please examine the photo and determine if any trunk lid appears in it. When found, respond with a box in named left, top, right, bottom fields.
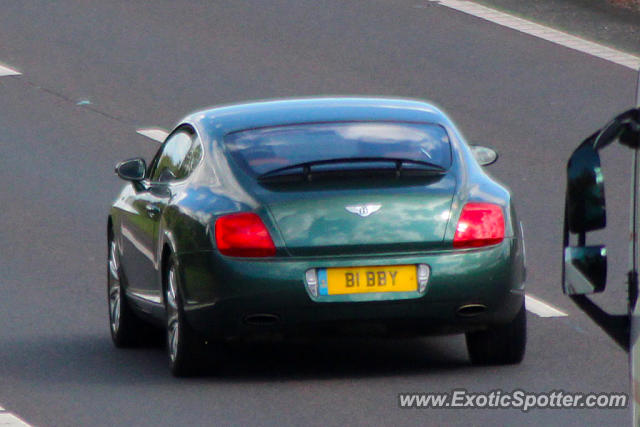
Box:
left=263, top=175, right=457, bottom=256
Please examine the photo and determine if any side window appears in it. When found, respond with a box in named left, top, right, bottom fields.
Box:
left=179, top=138, right=203, bottom=178
left=149, top=130, right=194, bottom=182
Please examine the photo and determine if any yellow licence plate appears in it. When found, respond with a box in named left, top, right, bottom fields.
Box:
left=319, top=265, right=417, bottom=295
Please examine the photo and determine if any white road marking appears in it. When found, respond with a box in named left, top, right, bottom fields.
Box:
left=526, top=294, right=568, bottom=317
left=0, top=414, right=30, bottom=426
left=0, top=62, right=21, bottom=77
left=0, top=407, right=31, bottom=427
left=428, top=0, right=640, bottom=70
left=136, top=128, right=169, bottom=143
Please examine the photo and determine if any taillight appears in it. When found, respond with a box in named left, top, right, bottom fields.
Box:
left=215, top=213, right=276, bottom=257
left=453, top=203, right=505, bottom=248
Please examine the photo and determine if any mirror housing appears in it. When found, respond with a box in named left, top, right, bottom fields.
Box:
left=566, top=144, right=606, bottom=233
left=562, top=137, right=608, bottom=295
left=470, top=145, right=498, bottom=166
left=115, top=158, right=146, bottom=181
left=563, top=246, right=607, bottom=295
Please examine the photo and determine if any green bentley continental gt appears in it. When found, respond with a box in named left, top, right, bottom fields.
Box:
left=107, top=97, right=526, bottom=375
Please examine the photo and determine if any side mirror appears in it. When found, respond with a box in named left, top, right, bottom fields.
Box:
left=563, top=246, right=607, bottom=295
left=563, top=138, right=608, bottom=295
left=115, top=158, right=146, bottom=181
left=566, top=144, right=606, bottom=233
left=470, top=145, right=498, bottom=166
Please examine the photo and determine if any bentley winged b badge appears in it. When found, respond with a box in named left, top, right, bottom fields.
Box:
left=345, top=204, right=382, bottom=217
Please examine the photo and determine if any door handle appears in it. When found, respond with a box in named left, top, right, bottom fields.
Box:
left=145, top=204, right=161, bottom=218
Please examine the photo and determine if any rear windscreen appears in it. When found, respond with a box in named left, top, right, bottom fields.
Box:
left=224, top=122, right=452, bottom=176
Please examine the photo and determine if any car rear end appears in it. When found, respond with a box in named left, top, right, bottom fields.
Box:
left=179, top=117, right=525, bottom=341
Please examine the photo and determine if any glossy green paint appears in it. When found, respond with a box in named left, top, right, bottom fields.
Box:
left=176, top=238, right=523, bottom=338
left=264, top=185, right=456, bottom=256
left=109, top=98, right=525, bottom=339
left=179, top=238, right=521, bottom=304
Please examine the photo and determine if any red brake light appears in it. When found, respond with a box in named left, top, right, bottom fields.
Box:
left=453, top=203, right=505, bottom=248
left=215, top=213, right=276, bottom=257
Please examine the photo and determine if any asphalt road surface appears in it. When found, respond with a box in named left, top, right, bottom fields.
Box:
left=0, top=1, right=638, bottom=425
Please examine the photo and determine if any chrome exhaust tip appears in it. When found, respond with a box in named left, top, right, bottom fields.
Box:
left=456, top=304, right=488, bottom=317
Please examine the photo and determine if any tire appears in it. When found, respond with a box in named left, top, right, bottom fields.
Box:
left=165, top=257, right=204, bottom=377
left=465, top=302, right=527, bottom=365
left=108, top=234, right=145, bottom=347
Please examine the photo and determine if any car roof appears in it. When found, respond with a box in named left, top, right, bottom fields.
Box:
left=185, top=97, right=454, bottom=137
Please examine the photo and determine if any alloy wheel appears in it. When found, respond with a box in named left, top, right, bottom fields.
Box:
left=166, top=266, right=180, bottom=363
left=108, top=239, right=121, bottom=335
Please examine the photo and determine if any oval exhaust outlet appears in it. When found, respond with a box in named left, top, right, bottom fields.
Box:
left=244, top=313, right=280, bottom=326
left=456, top=304, right=487, bottom=317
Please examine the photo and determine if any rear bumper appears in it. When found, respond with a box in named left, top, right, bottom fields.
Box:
left=176, top=238, right=525, bottom=339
